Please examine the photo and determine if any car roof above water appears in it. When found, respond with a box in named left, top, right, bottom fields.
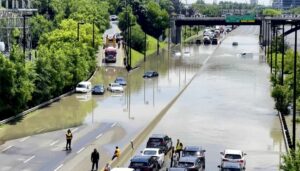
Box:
left=149, top=134, right=167, bottom=138
left=184, top=146, right=203, bottom=151
left=131, top=155, right=153, bottom=162
left=178, top=156, right=198, bottom=163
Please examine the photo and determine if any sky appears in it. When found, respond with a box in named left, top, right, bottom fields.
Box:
left=182, top=0, right=271, bottom=6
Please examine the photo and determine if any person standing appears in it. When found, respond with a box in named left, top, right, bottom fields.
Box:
left=91, top=148, right=100, bottom=171
left=175, top=139, right=183, bottom=158
left=65, top=129, right=73, bottom=150
left=111, top=146, right=121, bottom=160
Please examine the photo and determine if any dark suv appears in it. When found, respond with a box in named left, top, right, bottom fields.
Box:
left=129, top=155, right=160, bottom=171
left=146, top=134, right=172, bottom=154
left=182, top=146, right=206, bottom=168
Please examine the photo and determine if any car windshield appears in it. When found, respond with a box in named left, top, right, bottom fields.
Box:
left=111, top=84, right=120, bottom=87
left=77, top=84, right=86, bottom=88
left=143, top=150, right=157, bottom=155
left=177, top=162, right=194, bottom=167
left=145, top=72, right=153, bottom=75
left=130, top=162, right=148, bottom=167
left=116, top=78, right=124, bottom=81
left=183, top=151, right=199, bottom=156
left=224, top=154, right=242, bottom=159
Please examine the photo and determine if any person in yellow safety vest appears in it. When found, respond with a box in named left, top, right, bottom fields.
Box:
left=65, top=129, right=73, bottom=150
left=111, top=146, right=121, bottom=160
left=175, top=139, right=183, bottom=158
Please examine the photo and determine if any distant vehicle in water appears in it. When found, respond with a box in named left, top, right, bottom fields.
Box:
left=92, top=84, right=105, bottom=95
left=182, top=146, right=206, bottom=168
left=176, top=156, right=204, bottom=170
left=220, top=149, right=246, bottom=170
left=105, top=46, right=117, bottom=63
left=232, top=42, right=238, bottom=46
left=114, top=77, right=127, bottom=86
left=203, top=36, right=211, bottom=45
left=146, top=134, right=172, bottom=154
left=76, top=81, right=92, bottom=93
left=141, top=148, right=165, bottom=167
left=107, top=83, right=124, bottom=93
left=143, top=71, right=159, bottom=78
left=129, top=155, right=160, bottom=171
left=212, top=38, right=218, bottom=45
left=110, top=15, right=118, bottom=21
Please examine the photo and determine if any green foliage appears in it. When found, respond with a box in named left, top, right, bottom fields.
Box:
left=271, top=85, right=290, bottom=115
left=280, top=143, right=300, bottom=171
left=29, top=15, right=53, bottom=48
left=118, top=7, right=137, bottom=31
left=289, top=7, right=300, bottom=14
left=130, top=25, right=146, bottom=52
left=192, top=4, right=221, bottom=17
left=262, top=9, right=282, bottom=16
left=0, top=46, right=35, bottom=118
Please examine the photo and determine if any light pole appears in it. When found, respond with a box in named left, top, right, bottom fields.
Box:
left=77, top=21, right=84, bottom=41
left=292, top=23, right=297, bottom=150
left=275, top=26, right=278, bottom=80
left=281, top=24, right=285, bottom=85
left=23, top=14, right=32, bottom=58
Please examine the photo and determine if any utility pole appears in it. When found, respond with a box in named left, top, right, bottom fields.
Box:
left=281, top=25, right=284, bottom=85
left=292, top=24, right=297, bottom=150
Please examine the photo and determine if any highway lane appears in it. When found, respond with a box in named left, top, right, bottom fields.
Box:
left=122, top=26, right=285, bottom=171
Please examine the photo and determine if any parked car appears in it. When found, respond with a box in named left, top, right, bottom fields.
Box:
left=176, top=156, right=204, bottom=170
left=92, top=84, right=105, bottom=95
left=143, top=71, right=159, bottom=78
left=129, top=155, right=160, bottom=171
left=218, top=161, right=244, bottom=171
left=146, top=134, right=172, bottom=154
left=220, top=149, right=246, bottom=170
left=107, top=83, right=124, bottom=92
left=76, top=81, right=92, bottom=93
left=232, top=42, right=238, bottom=46
left=141, top=148, right=165, bottom=167
left=114, top=77, right=127, bottom=86
left=182, top=146, right=206, bottom=168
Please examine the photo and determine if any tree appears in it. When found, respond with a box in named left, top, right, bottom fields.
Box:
left=29, top=15, right=53, bottom=48
left=262, top=9, right=282, bottom=17
left=118, top=7, right=137, bottom=32
left=271, top=85, right=290, bottom=115
left=280, top=143, right=300, bottom=171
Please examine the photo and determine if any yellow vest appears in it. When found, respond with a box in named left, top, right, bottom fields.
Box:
left=116, top=149, right=121, bottom=157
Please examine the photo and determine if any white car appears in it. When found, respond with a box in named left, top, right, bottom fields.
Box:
left=107, top=83, right=124, bottom=92
left=220, top=149, right=246, bottom=170
left=75, top=81, right=92, bottom=93
left=141, top=148, right=165, bottom=167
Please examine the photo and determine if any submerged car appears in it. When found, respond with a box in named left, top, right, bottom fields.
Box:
left=143, top=71, right=159, bottom=78
left=114, top=77, right=127, bottom=86
left=107, top=83, right=124, bottom=93
left=232, top=42, right=238, bottom=46
left=92, top=84, right=105, bottom=95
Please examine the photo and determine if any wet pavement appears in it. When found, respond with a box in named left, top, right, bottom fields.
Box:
left=0, top=26, right=285, bottom=171
left=122, top=26, right=285, bottom=171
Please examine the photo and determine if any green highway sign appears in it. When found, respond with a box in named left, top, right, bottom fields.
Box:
left=225, top=15, right=256, bottom=23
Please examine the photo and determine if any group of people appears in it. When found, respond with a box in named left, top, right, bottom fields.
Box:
left=65, top=129, right=121, bottom=171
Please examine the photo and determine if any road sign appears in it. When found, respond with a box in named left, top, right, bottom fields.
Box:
left=225, top=15, right=255, bottom=23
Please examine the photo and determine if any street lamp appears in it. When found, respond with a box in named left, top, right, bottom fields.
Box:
left=23, top=14, right=33, bottom=58
left=77, top=21, right=84, bottom=41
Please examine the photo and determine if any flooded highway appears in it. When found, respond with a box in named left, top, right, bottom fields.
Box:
left=0, top=26, right=285, bottom=171
left=123, top=26, right=285, bottom=171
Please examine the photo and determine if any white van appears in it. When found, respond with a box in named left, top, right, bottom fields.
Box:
left=75, top=81, right=92, bottom=93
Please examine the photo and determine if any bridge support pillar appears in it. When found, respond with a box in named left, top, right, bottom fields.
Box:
left=175, top=26, right=182, bottom=44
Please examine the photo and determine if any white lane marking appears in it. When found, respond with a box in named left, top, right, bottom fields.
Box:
left=111, top=122, right=117, bottom=128
left=50, top=140, right=59, bottom=146
left=20, top=136, right=30, bottom=142
left=54, top=164, right=64, bottom=171
left=96, top=133, right=103, bottom=139
left=1, top=145, right=13, bottom=152
left=72, top=128, right=78, bottom=132
left=23, top=155, right=35, bottom=163
left=76, top=147, right=85, bottom=154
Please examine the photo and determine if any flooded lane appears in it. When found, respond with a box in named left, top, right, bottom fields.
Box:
left=123, top=26, right=284, bottom=171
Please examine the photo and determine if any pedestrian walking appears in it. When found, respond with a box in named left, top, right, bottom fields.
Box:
left=91, top=148, right=100, bottom=171
left=65, top=129, right=73, bottom=150
left=175, top=139, right=183, bottom=158
left=111, top=146, right=121, bottom=160
left=104, top=163, right=111, bottom=171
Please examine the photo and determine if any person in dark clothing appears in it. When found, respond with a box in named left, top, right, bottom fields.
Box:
left=65, top=129, right=73, bottom=150
left=91, top=148, right=100, bottom=171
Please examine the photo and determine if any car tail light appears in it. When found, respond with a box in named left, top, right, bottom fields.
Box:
left=238, top=160, right=244, bottom=163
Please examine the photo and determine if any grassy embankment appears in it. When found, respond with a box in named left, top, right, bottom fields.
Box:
left=131, top=34, right=166, bottom=67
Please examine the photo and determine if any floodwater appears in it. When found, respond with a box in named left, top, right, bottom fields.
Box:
left=123, top=26, right=285, bottom=171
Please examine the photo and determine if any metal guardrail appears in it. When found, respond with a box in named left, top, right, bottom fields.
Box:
left=278, top=111, right=292, bottom=153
